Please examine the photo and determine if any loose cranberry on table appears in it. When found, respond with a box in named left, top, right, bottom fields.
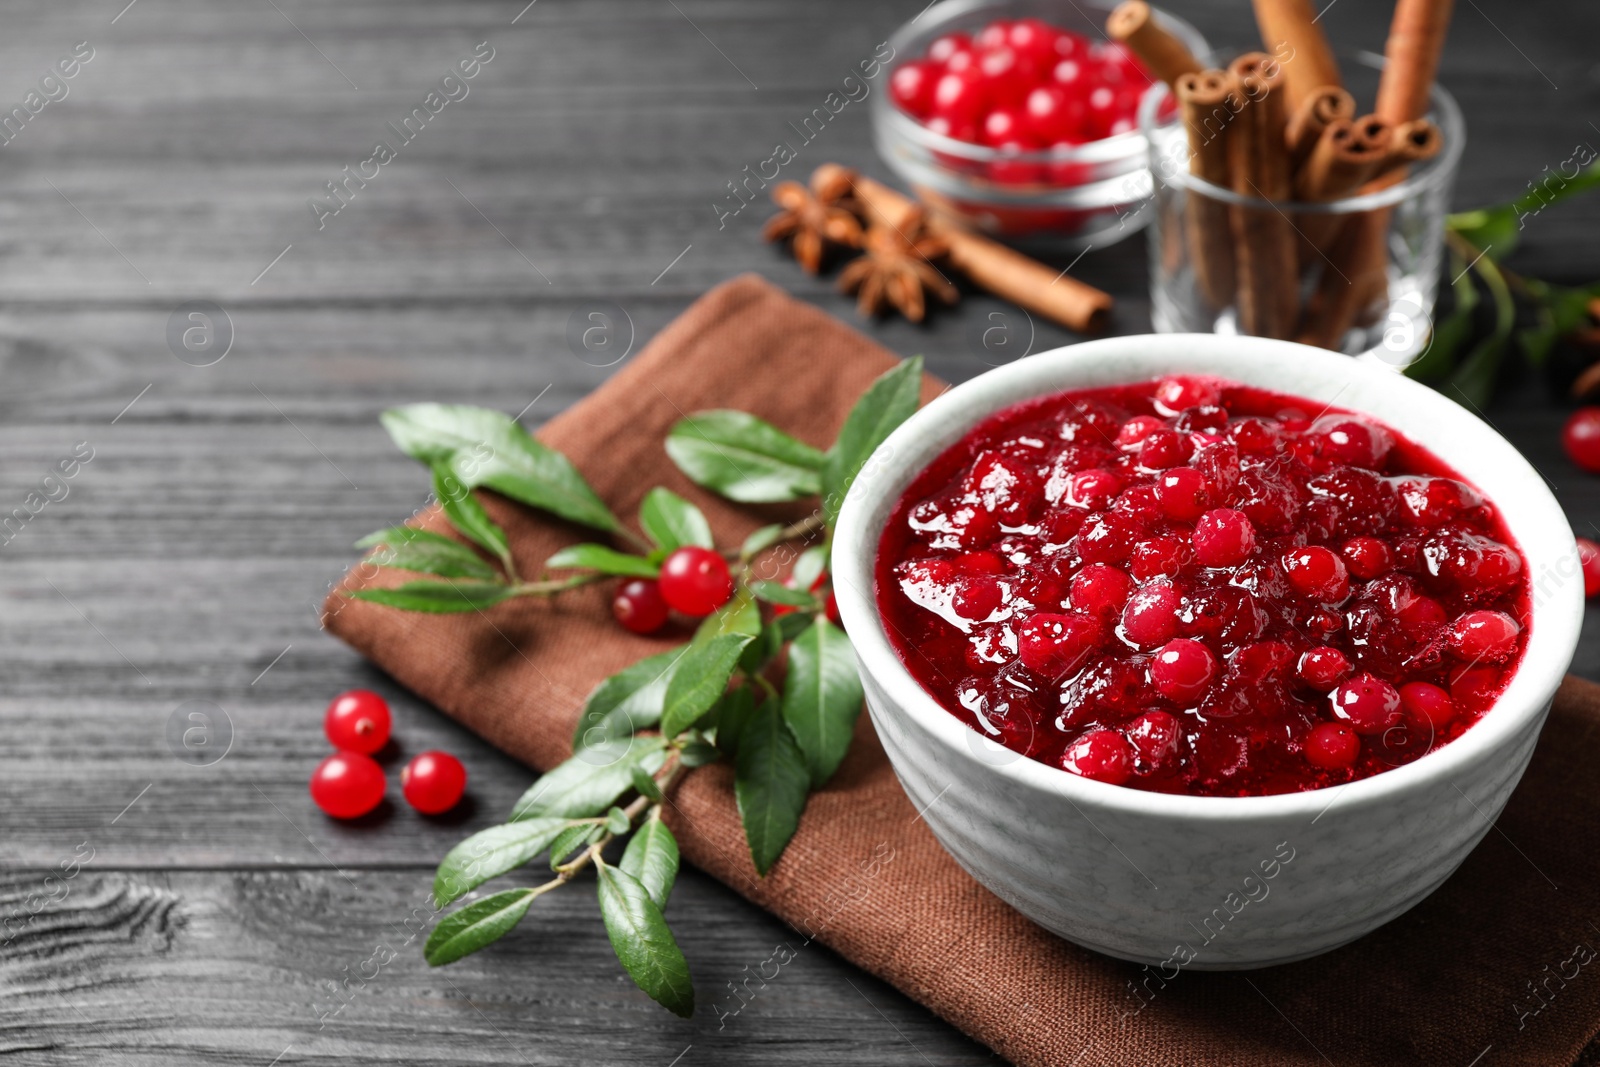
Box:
left=1562, top=407, right=1600, bottom=473
left=1577, top=537, right=1600, bottom=598
left=877, top=375, right=1531, bottom=797
left=657, top=546, right=733, bottom=617
left=402, top=751, right=468, bottom=815
left=324, top=689, right=391, bottom=754
left=613, top=578, right=669, bottom=634
left=310, top=751, right=386, bottom=819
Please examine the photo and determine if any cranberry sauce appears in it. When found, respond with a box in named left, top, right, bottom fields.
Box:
left=874, top=376, right=1530, bottom=797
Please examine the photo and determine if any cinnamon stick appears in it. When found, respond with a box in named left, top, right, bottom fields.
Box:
left=1250, top=0, right=1343, bottom=114
left=1286, top=85, right=1356, bottom=169
left=1375, top=0, right=1456, bottom=124
left=811, top=165, right=1114, bottom=334
left=1106, top=1, right=1202, bottom=88
left=1225, top=54, right=1298, bottom=339
left=1175, top=70, right=1240, bottom=310
left=1293, top=119, right=1385, bottom=202
left=1300, top=0, right=1455, bottom=350
left=1367, top=118, right=1443, bottom=183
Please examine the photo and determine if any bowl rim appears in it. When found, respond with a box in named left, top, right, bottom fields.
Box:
left=831, top=334, right=1583, bottom=821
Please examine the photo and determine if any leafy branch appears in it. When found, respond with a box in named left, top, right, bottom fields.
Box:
left=347, top=357, right=924, bottom=1014
left=1413, top=157, right=1600, bottom=406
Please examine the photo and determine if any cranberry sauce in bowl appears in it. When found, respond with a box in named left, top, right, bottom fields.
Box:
left=875, top=375, right=1530, bottom=798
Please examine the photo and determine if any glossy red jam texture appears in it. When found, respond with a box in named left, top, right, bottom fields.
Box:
left=875, top=376, right=1530, bottom=797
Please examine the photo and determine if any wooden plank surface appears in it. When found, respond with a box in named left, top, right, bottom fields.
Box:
left=1, top=0, right=1597, bottom=1062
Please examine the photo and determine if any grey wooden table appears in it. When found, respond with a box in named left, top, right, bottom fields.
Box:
left=2, top=0, right=1597, bottom=1063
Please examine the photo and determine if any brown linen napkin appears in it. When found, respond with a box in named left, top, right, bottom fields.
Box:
left=326, top=274, right=1600, bottom=1066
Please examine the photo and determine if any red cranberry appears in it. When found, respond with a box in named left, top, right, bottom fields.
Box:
left=1394, top=476, right=1482, bottom=526
left=926, top=32, right=970, bottom=64
left=1329, top=673, right=1403, bottom=735
left=1420, top=527, right=1521, bottom=594
left=1230, top=417, right=1280, bottom=456
left=1151, top=638, right=1217, bottom=703
left=1007, top=17, right=1061, bottom=63
left=1016, top=611, right=1100, bottom=677
left=1023, top=85, right=1084, bottom=143
left=1153, top=376, right=1221, bottom=416
left=310, top=752, right=385, bottom=819
left=1192, top=509, right=1256, bottom=567
left=1579, top=537, right=1600, bottom=597
left=825, top=591, right=842, bottom=626
left=1563, top=408, right=1600, bottom=473
left=1070, top=563, right=1132, bottom=616
left=1125, top=710, right=1185, bottom=776
left=964, top=451, right=1043, bottom=524
left=658, top=546, right=733, bottom=617
left=613, top=578, right=669, bottom=634
left=1060, top=729, right=1133, bottom=784
left=1194, top=440, right=1242, bottom=500
left=890, top=60, right=938, bottom=118
left=1138, top=429, right=1194, bottom=470
left=974, top=20, right=1011, bottom=50
left=1066, top=468, right=1121, bottom=509
left=1399, top=681, right=1456, bottom=728
left=1305, top=722, right=1360, bottom=770
left=1130, top=535, right=1186, bottom=581
left=1449, top=664, right=1502, bottom=712
left=1076, top=510, right=1140, bottom=564
left=931, top=70, right=988, bottom=129
left=1281, top=546, right=1350, bottom=602
left=1298, top=646, right=1351, bottom=690
left=1342, top=536, right=1392, bottom=579
left=1447, top=610, right=1521, bottom=662
left=951, top=574, right=1004, bottom=621
left=1116, top=415, right=1165, bottom=449
left=1310, top=415, right=1393, bottom=468
left=325, top=689, right=391, bottom=755
left=1121, top=580, right=1180, bottom=648
left=1156, top=466, right=1209, bottom=521
left=402, top=751, right=467, bottom=814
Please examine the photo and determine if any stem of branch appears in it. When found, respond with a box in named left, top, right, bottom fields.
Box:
left=508, top=573, right=607, bottom=598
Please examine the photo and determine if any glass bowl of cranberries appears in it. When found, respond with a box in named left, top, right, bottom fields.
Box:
left=872, top=0, right=1207, bottom=245
left=832, top=333, right=1582, bottom=967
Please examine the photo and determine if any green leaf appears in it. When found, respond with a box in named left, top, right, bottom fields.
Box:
left=380, top=403, right=622, bottom=533
left=750, top=580, right=817, bottom=608
left=696, top=585, right=761, bottom=640
left=1517, top=278, right=1600, bottom=367
left=432, top=464, right=511, bottom=570
left=605, top=806, right=632, bottom=836
left=424, top=888, right=537, bottom=966
left=660, top=633, right=754, bottom=738
left=348, top=580, right=511, bottom=613
left=713, top=686, right=758, bottom=757
left=572, top=649, right=688, bottom=751
left=620, top=811, right=679, bottom=909
left=364, top=538, right=498, bottom=581
left=791, top=544, right=829, bottom=592
left=781, top=618, right=865, bottom=788
left=1444, top=251, right=1516, bottom=409
left=546, top=543, right=659, bottom=578
left=665, top=411, right=825, bottom=503
left=433, top=817, right=569, bottom=906
left=511, top=736, right=668, bottom=821
left=821, top=356, right=923, bottom=526
left=355, top=526, right=468, bottom=551
left=630, top=764, right=663, bottom=803
left=678, top=738, right=720, bottom=766
left=638, top=488, right=713, bottom=552
left=549, top=823, right=604, bottom=867
left=1448, top=161, right=1600, bottom=260
left=738, top=620, right=783, bottom=676
left=773, top=610, right=814, bottom=645
left=739, top=524, right=786, bottom=559
left=1406, top=251, right=1479, bottom=384
left=734, top=698, right=811, bottom=875
left=595, top=862, right=695, bottom=1017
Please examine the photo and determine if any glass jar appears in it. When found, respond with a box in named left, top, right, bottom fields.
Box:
left=1139, top=54, right=1464, bottom=363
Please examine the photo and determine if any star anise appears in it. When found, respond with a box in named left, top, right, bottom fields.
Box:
left=836, top=208, right=959, bottom=323
left=763, top=175, right=863, bottom=275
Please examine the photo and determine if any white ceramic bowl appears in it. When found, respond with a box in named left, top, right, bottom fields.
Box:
left=832, top=334, right=1582, bottom=968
